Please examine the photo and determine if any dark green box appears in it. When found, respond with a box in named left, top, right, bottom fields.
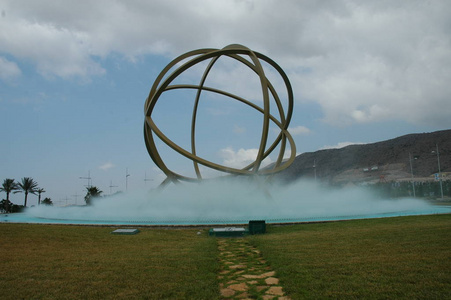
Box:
left=248, top=220, right=266, bottom=235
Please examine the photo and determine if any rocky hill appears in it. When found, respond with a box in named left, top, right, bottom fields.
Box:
left=278, top=129, right=451, bottom=185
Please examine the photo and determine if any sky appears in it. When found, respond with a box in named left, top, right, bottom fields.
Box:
left=1, top=0, right=450, bottom=206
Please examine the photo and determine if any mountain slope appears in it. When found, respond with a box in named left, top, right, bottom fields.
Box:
left=278, top=129, right=451, bottom=185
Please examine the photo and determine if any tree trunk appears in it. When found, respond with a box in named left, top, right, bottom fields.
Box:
left=6, top=192, right=10, bottom=213
left=24, top=192, right=28, bottom=207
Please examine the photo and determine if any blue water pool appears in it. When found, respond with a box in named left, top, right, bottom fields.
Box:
left=1, top=206, right=450, bottom=226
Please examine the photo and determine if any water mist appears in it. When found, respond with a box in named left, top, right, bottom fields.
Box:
left=22, top=178, right=447, bottom=225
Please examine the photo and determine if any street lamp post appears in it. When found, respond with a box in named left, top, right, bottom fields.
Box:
left=433, top=144, right=444, bottom=200
left=126, top=168, right=130, bottom=192
left=313, top=159, right=317, bottom=182
left=409, top=152, right=416, bottom=198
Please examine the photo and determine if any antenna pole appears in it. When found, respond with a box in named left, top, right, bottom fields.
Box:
left=109, top=180, right=118, bottom=195
left=79, top=170, right=92, bottom=188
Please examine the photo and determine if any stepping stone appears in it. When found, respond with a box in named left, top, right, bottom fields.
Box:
left=242, top=274, right=261, bottom=279
left=265, top=277, right=279, bottom=285
left=266, top=286, right=284, bottom=296
left=217, top=238, right=289, bottom=299
left=220, top=288, right=235, bottom=297
left=261, top=271, right=276, bottom=277
left=236, top=292, right=250, bottom=299
left=229, top=283, right=248, bottom=292
left=229, top=264, right=246, bottom=269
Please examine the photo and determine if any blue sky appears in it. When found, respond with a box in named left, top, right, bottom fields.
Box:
left=1, top=0, right=450, bottom=206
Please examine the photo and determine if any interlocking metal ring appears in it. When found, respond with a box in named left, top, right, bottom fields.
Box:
left=144, top=44, right=296, bottom=185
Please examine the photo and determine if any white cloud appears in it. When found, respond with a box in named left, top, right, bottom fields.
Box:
left=289, top=125, right=311, bottom=136
left=0, top=56, right=21, bottom=80
left=0, top=13, right=105, bottom=78
left=99, top=162, right=115, bottom=171
left=288, top=1, right=451, bottom=127
left=218, top=147, right=273, bottom=169
left=1, top=0, right=450, bottom=127
left=320, top=142, right=365, bottom=150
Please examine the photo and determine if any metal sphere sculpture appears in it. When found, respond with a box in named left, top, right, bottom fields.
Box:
left=144, top=44, right=296, bottom=185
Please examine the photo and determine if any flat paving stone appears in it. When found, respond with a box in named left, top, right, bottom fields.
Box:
left=265, top=277, right=279, bottom=285
left=220, top=288, right=235, bottom=297
left=261, top=271, right=275, bottom=277
left=229, top=283, right=248, bottom=292
left=266, top=286, right=284, bottom=296
left=217, top=238, right=290, bottom=299
left=242, top=274, right=261, bottom=279
left=229, top=264, right=246, bottom=269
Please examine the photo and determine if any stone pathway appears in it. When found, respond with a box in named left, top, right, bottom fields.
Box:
left=217, top=238, right=290, bottom=300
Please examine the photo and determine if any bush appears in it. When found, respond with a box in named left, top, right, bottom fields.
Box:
left=11, top=205, right=25, bottom=213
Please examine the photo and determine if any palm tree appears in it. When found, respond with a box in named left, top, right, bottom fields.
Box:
left=36, top=188, right=46, bottom=205
left=0, top=199, right=13, bottom=213
left=41, top=197, right=53, bottom=206
left=16, top=177, right=39, bottom=207
left=1, top=178, right=19, bottom=213
left=84, top=186, right=102, bottom=205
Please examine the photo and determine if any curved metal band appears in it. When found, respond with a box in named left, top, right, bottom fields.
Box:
left=144, top=44, right=296, bottom=183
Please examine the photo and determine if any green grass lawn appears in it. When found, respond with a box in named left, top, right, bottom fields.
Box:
left=0, top=225, right=220, bottom=299
left=249, top=214, right=451, bottom=299
left=1, top=214, right=450, bottom=299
